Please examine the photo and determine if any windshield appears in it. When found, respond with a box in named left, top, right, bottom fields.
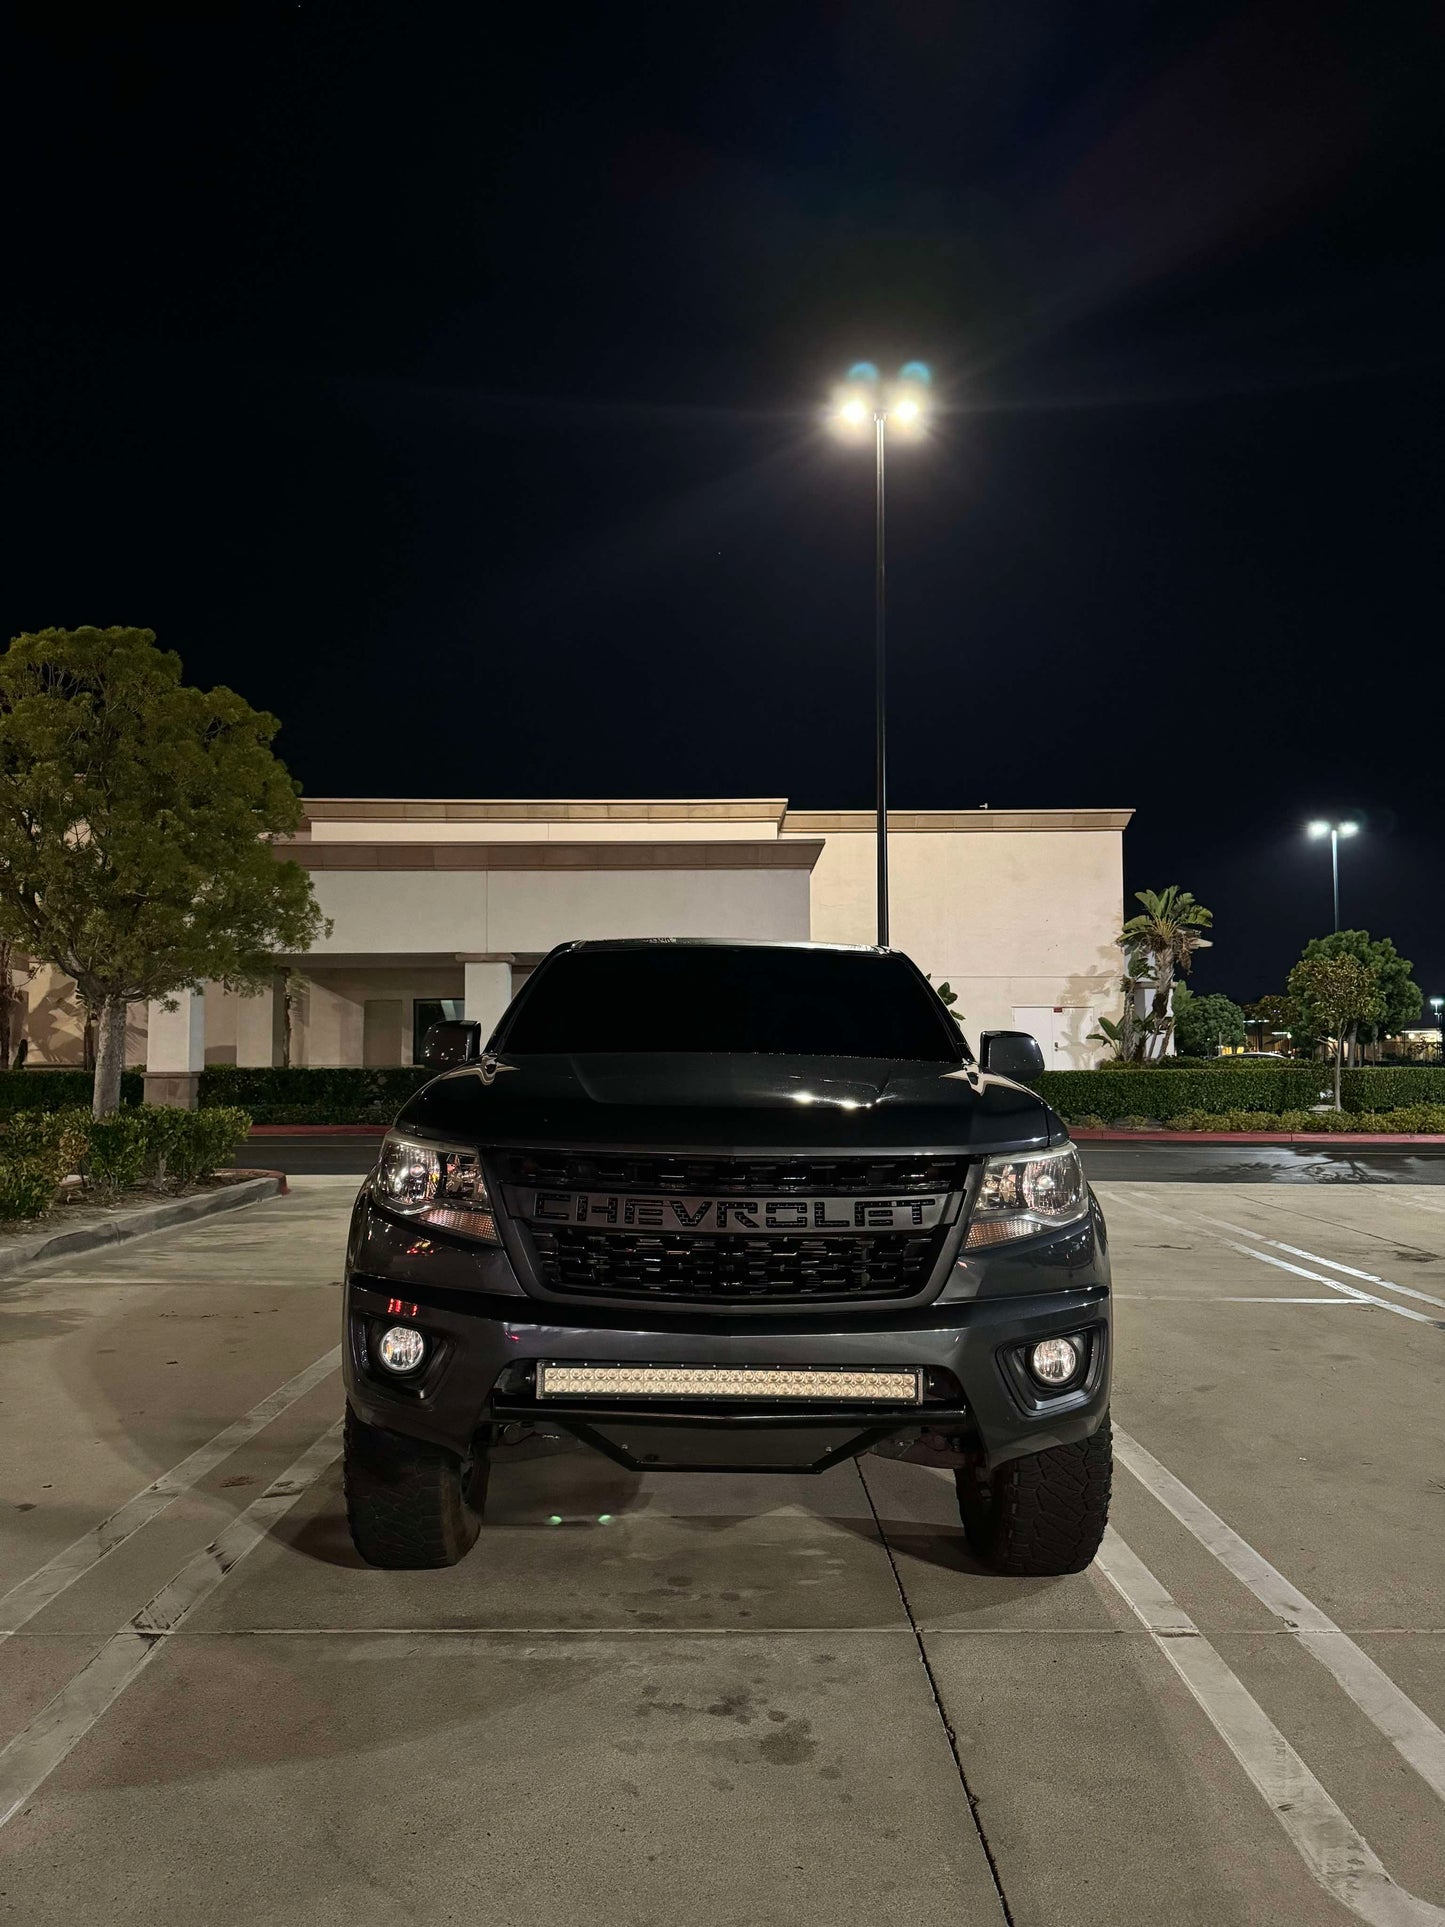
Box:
left=499, top=946, right=965, bottom=1061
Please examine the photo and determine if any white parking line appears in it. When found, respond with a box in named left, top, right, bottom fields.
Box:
left=0, top=1346, right=341, bottom=1640
left=1101, top=1189, right=1440, bottom=1324
left=0, top=1419, right=342, bottom=1830
left=1097, top=1529, right=1445, bottom=1927
left=1194, top=1216, right=1445, bottom=1312
left=1115, top=1426, right=1445, bottom=1805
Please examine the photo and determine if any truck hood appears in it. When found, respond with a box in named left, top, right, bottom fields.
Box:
left=394, top=1052, right=1056, bottom=1155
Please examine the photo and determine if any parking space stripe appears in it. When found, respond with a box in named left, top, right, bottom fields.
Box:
left=1100, top=1189, right=1440, bottom=1324
left=0, top=1346, right=341, bottom=1639
left=0, top=1420, right=342, bottom=1831
left=1195, top=1217, right=1445, bottom=1312
left=1115, top=1427, right=1445, bottom=1805
left=1097, top=1529, right=1445, bottom=1927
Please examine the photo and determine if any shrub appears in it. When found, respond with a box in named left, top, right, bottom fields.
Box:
left=1340, top=1068, right=1445, bottom=1112
left=1036, top=1067, right=1324, bottom=1119
left=146, top=1105, right=253, bottom=1184
left=85, top=1109, right=156, bottom=1189
left=1062, top=1113, right=1108, bottom=1130
left=0, top=1069, right=144, bottom=1113
left=0, top=1109, right=88, bottom=1221
left=199, top=1067, right=428, bottom=1120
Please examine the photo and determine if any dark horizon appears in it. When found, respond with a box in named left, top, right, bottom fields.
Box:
left=5, top=2, right=1442, bottom=1010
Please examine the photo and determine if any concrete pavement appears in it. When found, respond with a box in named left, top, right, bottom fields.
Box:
left=0, top=1174, right=1442, bottom=1924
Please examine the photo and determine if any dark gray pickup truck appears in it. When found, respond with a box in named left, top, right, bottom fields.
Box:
left=341, top=938, right=1112, bottom=1575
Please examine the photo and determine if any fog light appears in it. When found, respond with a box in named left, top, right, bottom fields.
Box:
left=1028, top=1336, right=1081, bottom=1387
left=376, top=1324, right=427, bottom=1375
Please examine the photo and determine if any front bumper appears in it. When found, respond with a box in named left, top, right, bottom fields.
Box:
left=343, top=1195, right=1112, bottom=1474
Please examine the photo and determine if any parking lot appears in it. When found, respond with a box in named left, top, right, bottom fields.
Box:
left=1, top=1168, right=1442, bottom=1927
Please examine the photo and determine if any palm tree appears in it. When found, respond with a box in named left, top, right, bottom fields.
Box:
left=1120, top=888, right=1213, bottom=1058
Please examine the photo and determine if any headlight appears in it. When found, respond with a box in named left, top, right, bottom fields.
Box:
left=372, top=1131, right=499, bottom=1243
left=965, top=1143, right=1088, bottom=1248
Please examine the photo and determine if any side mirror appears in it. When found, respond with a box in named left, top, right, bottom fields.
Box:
left=978, top=1030, right=1045, bottom=1084
left=420, top=1019, right=482, bottom=1070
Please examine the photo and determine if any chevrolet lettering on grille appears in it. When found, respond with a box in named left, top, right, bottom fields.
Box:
left=504, top=1188, right=952, bottom=1233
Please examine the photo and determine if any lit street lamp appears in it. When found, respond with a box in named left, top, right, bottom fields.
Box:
left=1306, top=819, right=1358, bottom=933
left=832, top=362, right=931, bottom=946
left=1432, top=995, right=1444, bottom=1065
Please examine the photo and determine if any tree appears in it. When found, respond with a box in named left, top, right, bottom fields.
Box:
left=1172, top=984, right=1247, bottom=1057
left=1297, top=931, right=1421, bottom=1062
left=1286, top=953, right=1382, bottom=1109
left=1119, top=887, right=1213, bottom=1057
left=1089, top=944, right=1153, bottom=1063
left=0, top=939, right=34, bottom=1067
left=0, top=627, right=328, bottom=1115
left=1244, top=993, right=1305, bottom=1056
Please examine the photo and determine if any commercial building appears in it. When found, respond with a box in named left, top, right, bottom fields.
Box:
left=16, top=797, right=1131, bottom=1099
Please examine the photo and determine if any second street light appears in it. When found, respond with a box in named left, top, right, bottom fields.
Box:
left=1306, top=819, right=1359, bottom=932
left=833, top=362, right=931, bottom=947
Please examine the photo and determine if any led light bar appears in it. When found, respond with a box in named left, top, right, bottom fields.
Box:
left=535, top=1363, right=922, bottom=1403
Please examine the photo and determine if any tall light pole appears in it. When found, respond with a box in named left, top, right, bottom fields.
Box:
left=1431, top=995, right=1443, bottom=1065
left=1306, top=819, right=1359, bottom=932
left=833, top=362, right=930, bottom=946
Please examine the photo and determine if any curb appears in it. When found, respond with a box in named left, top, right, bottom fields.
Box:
left=1070, top=1130, right=1445, bottom=1146
left=0, top=1172, right=288, bottom=1277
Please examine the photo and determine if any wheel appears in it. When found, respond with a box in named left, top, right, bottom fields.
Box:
left=343, top=1405, right=487, bottom=1568
left=954, top=1414, right=1112, bottom=1576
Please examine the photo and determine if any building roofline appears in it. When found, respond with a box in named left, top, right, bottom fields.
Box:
left=781, top=808, right=1134, bottom=834
left=299, top=797, right=791, bottom=825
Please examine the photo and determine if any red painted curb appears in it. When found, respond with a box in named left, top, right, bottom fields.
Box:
left=247, top=1124, right=388, bottom=1136
left=1069, top=1129, right=1445, bottom=1146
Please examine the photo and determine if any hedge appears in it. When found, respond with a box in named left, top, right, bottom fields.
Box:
left=0, top=1105, right=253, bottom=1221
left=1035, top=1067, right=1326, bottom=1119
left=0, top=1070, right=145, bottom=1113
left=1038, top=1065, right=1445, bottom=1118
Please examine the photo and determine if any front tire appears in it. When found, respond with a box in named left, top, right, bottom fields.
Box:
left=344, top=1406, right=487, bottom=1569
left=955, top=1415, right=1112, bottom=1576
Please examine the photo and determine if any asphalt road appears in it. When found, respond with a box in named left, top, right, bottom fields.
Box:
left=1, top=1176, right=1442, bottom=1924
left=241, top=1129, right=1445, bottom=1185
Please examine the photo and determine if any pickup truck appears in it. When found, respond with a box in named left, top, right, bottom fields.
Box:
left=342, top=938, right=1112, bottom=1575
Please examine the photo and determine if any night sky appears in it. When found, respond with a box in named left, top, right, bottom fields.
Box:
left=6, top=2, right=1442, bottom=1006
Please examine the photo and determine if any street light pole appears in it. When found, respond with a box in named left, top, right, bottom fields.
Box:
left=1307, top=819, right=1359, bottom=933
left=874, top=407, right=888, bottom=947
left=1330, top=827, right=1340, bottom=934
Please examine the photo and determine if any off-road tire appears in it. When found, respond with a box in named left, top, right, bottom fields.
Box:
left=955, top=1415, right=1112, bottom=1576
left=344, top=1406, right=487, bottom=1569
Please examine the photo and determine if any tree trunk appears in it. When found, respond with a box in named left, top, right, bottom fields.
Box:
left=1332, top=1044, right=1342, bottom=1112
left=92, top=996, right=128, bottom=1118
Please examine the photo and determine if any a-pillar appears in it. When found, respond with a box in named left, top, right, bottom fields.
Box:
left=145, top=987, right=206, bottom=1108
left=236, top=974, right=285, bottom=1068
left=461, top=955, right=514, bottom=1045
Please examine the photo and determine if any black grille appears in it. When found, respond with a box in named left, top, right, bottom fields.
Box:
left=528, top=1225, right=943, bottom=1305
left=500, top=1150, right=964, bottom=1195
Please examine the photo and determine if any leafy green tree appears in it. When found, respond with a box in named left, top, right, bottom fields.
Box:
left=0, top=627, right=327, bottom=1115
left=1287, top=953, right=1382, bottom=1108
left=1119, top=887, right=1213, bottom=1057
left=1245, top=993, right=1306, bottom=1055
left=1297, top=931, right=1421, bottom=1060
left=1172, top=984, right=1247, bottom=1057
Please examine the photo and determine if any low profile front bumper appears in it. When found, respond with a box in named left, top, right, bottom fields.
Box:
left=343, top=1195, right=1112, bottom=1474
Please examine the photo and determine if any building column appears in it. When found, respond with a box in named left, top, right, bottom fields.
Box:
left=145, top=986, right=205, bottom=1108
left=236, top=975, right=285, bottom=1069
left=461, top=955, right=514, bottom=1044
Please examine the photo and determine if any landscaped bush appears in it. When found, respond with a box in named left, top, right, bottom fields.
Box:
left=0, top=1104, right=254, bottom=1222
left=1039, top=1065, right=1445, bottom=1118
left=1142, top=1106, right=1445, bottom=1135
left=0, top=1109, right=89, bottom=1221
left=1340, top=1068, right=1445, bottom=1111
left=1036, top=1067, right=1324, bottom=1119
left=0, top=1069, right=145, bottom=1113
left=198, top=1066, right=428, bottom=1125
